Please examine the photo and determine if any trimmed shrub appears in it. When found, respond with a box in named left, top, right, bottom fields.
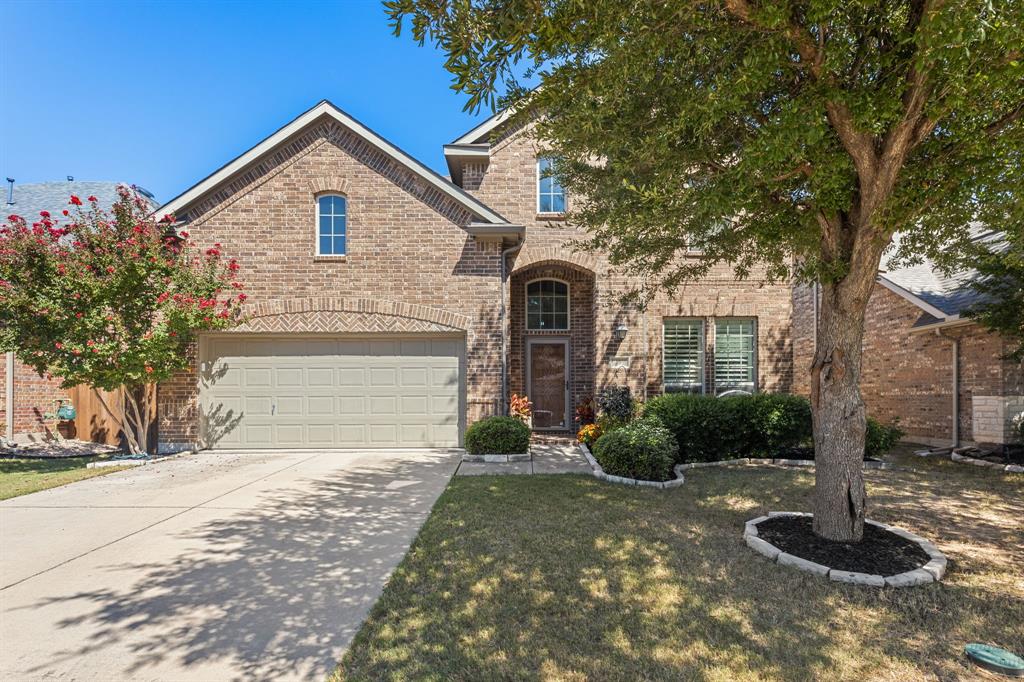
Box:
left=592, top=416, right=678, bottom=482
left=643, top=393, right=812, bottom=463
left=865, top=418, right=904, bottom=458
left=464, top=416, right=531, bottom=455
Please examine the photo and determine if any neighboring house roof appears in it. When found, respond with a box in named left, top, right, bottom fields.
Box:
left=158, top=100, right=513, bottom=227
left=5, top=181, right=156, bottom=220
left=878, top=225, right=999, bottom=330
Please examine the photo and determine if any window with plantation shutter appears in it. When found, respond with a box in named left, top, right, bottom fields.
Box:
left=663, top=319, right=704, bottom=393
left=714, top=318, right=756, bottom=395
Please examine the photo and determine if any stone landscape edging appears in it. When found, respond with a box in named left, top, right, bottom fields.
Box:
left=678, top=457, right=889, bottom=471
left=577, top=442, right=686, bottom=489
left=744, top=512, right=948, bottom=588
left=461, top=452, right=531, bottom=463
left=950, top=450, right=1023, bottom=474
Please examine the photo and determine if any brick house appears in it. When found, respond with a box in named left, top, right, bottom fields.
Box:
left=150, top=101, right=794, bottom=452
left=792, top=230, right=1023, bottom=449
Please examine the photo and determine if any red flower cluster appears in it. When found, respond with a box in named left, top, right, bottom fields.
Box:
left=69, top=195, right=83, bottom=206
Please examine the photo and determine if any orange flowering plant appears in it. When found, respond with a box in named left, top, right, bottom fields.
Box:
left=509, top=393, right=532, bottom=424
left=0, top=187, right=246, bottom=455
left=577, top=423, right=602, bottom=447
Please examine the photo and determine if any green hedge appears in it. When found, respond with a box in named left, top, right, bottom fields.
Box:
left=464, top=416, right=531, bottom=455
left=643, top=393, right=813, bottom=463
left=644, top=393, right=907, bottom=462
left=865, top=418, right=904, bottom=459
left=592, top=416, right=678, bottom=481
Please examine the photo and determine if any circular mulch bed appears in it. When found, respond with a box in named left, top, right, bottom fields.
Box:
left=756, top=515, right=930, bottom=575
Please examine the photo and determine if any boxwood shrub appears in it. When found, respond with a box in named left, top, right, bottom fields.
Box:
left=591, top=416, right=678, bottom=482
left=643, top=393, right=812, bottom=463
left=464, top=416, right=531, bottom=455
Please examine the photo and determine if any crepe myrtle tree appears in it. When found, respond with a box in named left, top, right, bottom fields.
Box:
left=388, top=0, right=1024, bottom=540
left=0, top=187, right=246, bottom=455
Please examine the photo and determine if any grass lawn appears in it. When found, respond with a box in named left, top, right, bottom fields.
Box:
left=337, top=446, right=1024, bottom=681
left=0, top=455, right=130, bottom=500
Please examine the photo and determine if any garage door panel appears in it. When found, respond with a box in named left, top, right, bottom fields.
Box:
left=202, top=335, right=463, bottom=449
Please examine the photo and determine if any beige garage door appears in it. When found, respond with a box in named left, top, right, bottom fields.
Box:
left=200, top=335, right=464, bottom=449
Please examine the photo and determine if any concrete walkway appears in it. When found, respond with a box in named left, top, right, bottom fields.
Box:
left=456, top=442, right=592, bottom=476
left=0, top=448, right=460, bottom=682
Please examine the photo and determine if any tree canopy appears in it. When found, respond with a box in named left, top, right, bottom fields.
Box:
left=389, top=0, right=1022, bottom=288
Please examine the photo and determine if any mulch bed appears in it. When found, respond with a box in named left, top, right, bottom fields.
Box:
left=756, top=515, right=931, bottom=575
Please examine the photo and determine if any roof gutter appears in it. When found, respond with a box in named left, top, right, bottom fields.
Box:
left=499, top=235, right=525, bottom=416
left=907, top=315, right=975, bottom=334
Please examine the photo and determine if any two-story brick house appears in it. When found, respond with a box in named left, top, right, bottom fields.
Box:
left=153, top=101, right=795, bottom=452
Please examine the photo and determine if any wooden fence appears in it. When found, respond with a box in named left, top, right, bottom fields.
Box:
left=65, top=384, right=157, bottom=451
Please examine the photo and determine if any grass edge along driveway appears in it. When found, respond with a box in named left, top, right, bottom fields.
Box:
left=0, top=455, right=130, bottom=500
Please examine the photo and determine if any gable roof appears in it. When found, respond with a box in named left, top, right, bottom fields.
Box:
left=5, top=181, right=157, bottom=219
left=878, top=225, right=999, bottom=328
left=159, top=100, right=512, bottom=225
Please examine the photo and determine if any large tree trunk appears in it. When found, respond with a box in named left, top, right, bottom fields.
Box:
left=810, top=279, right=871, bottom=542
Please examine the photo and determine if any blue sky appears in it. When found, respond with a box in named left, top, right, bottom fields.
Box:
left=0, top=0, right=492, bottom=204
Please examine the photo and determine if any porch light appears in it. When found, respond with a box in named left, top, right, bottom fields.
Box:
left=613, top=324, right=629, bottom=340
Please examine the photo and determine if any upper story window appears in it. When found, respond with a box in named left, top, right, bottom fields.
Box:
left=537, top=157, right=566, bottom=214
left=714, top=318, right=756, bottom=395
left=317, top=194, right=346, bottom=256
left=526, top=279, right=569, bottom=330
left=663, top=319, right=705, bottom=394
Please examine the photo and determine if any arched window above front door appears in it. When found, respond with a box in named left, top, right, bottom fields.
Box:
left=526, top=279, right=569, bottom=330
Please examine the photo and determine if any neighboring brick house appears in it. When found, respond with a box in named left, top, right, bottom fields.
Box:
left=793, top=230, right=1023, bottom=449
left=152, top=101, right=795, bottom=451
left=1, top=181, right=157, bottom=443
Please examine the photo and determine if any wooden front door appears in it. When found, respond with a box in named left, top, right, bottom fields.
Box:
left=527, top=339, right=568, bottom=430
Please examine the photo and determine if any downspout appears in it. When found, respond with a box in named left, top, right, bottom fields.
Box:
left=500, top=237, right=524, bottom=415
left=937, top=329, right=960, bottom=447
left=5, top=351, right=13, bottom=442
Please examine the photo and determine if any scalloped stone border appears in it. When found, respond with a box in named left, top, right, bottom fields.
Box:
left=577, top=443, right=686, bottom=489
left=744, top=512, right=947, bottom=588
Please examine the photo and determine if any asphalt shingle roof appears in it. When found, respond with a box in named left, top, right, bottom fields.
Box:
left=880, top=226, right=1000, bottom=322
left=4, top=181, right=157, bottom=221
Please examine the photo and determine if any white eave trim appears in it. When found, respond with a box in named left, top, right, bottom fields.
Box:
left=465, top=222, right=525, bottom=240
left=876, top=274, right=950, bottom=320
left=443, top=143, right=491, bottom=159
left=159, top=100, right=510, bottom=226
left=451, top=107, right=517, bottom=144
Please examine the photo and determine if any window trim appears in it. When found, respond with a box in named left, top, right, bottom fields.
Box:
left=525, top=277, right=571, bottom=331
left=536, top=157, right=567, bottom=215
left=315, top=193, right=347, bottom=257
left=712, top=317, right=758, bottom=395
left=662, top=318, right=706, bottom=394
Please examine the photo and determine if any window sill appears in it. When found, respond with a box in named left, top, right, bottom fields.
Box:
left=314, top=254, right=347, bottom=262
left=535, top=213, right=567, bottom=221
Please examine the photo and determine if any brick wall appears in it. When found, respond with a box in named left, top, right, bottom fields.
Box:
left=0, top=354, right=68, bottom=438
left=465, top=121, right=794, bottom=414
left=792, top=280, right=1022, bottom=446
left=157, top=115, right=504, bottom=450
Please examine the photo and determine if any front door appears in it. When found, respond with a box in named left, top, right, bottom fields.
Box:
left=527, top=339, right=569, bottom=430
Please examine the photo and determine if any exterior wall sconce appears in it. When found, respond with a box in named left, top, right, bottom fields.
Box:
left=613, top=324, right=629, bottom=340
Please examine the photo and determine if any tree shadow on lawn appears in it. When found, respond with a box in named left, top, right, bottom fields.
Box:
left=16, top=452, right=459, bottom=681
left=339, top=467, right=1023, bottom=681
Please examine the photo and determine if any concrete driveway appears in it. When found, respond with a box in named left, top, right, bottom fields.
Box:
left=0, top=449, right=460, bottom=681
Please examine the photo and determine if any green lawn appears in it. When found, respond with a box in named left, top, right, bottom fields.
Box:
left=0, top=455, right=130, bottom=500
left=337, top=447, right=1024, bottom=681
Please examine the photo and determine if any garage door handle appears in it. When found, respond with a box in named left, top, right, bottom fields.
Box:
left=271, top=403, right=276, bottom=416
